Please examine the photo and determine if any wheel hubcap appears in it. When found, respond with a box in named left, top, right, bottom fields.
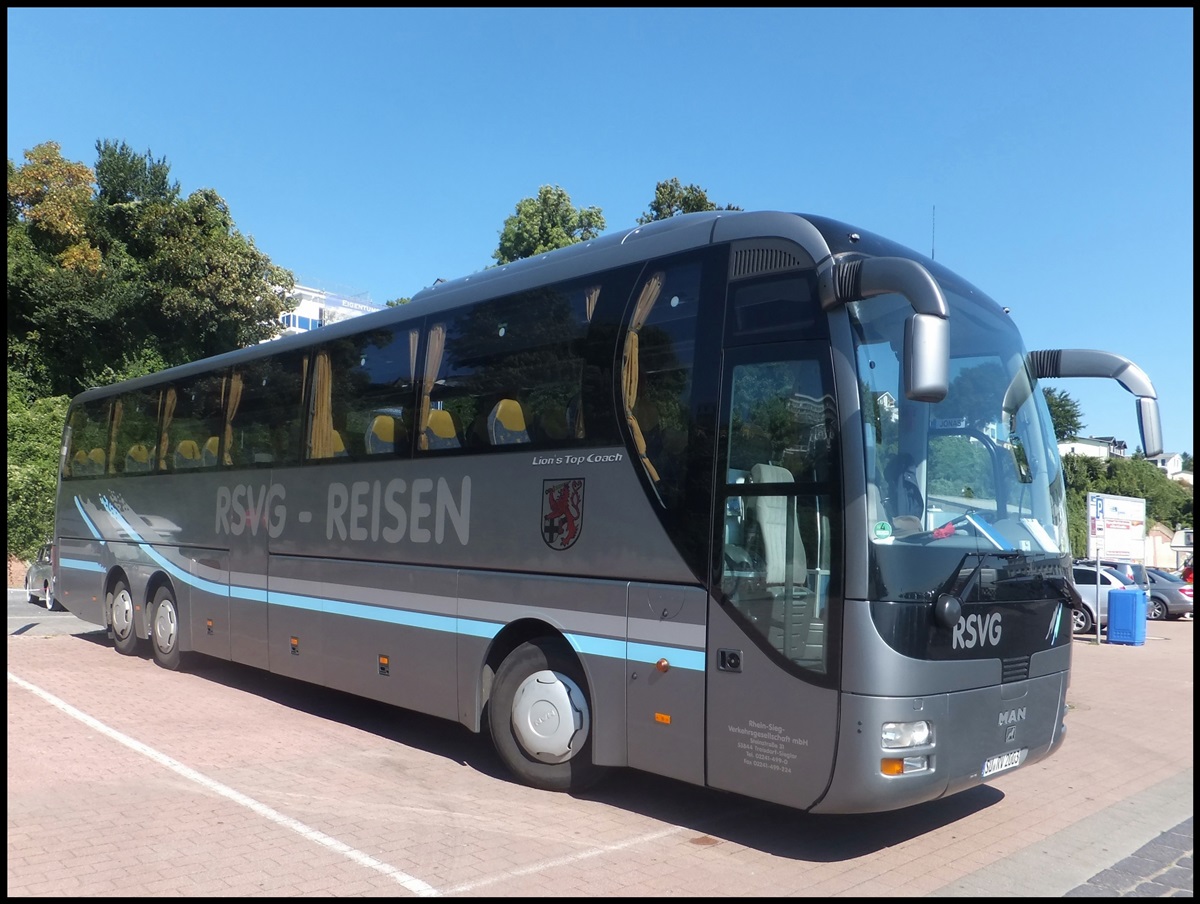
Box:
left=112, top=589, right=134, bottom=637
left=511, top=669, right=588, bottom=763
left=154, top=600, right=177, bottom=652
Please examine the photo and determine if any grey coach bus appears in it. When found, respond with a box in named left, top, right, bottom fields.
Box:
left=52, top=211, right=1163, bottom=814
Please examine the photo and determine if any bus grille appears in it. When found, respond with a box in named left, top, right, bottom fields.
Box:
left=731, top=246, right=806, bottom=279
left=1001, top=656, right=1030, bottom=683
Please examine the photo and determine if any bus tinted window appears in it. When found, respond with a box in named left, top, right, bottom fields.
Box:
left=419, top=282, right=593, bottom=453
left=163, top=372, right=227, bottom=471
left=113, top=387, right=161, bottom=475
left=228, top=352, right=308, bottom=467
left=623, top=259, right=702, bottom=506
left=315, top=327, right=419, bottom=459
left=722, top=354, right=838, bottom=676
left=65, top=398, right=112, bottom=478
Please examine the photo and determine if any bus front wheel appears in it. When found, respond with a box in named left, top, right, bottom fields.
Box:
left=488, top=639, right=605, bottom=793
left=108, top=580, right=140, bottom=656
left=150, top=586, right=186, bottom=671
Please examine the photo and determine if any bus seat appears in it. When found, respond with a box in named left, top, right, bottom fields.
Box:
left=366, top=415, right=396, bottom=454
left=331, top=430, right=349, bottom=457
left=125, top=443, right=152, bottom=473
left=88, top=448, right=107, bottom=475
left=425, top=409, right=461, bottom=450
left=747, top=462, right=818, bottom=661
left=72, top=450, right=89, bottom=476
left=202, top=436, right=220, bottom=468
left=747, top=463, right=808, bottom=590
left=174, top=439, right=202, bottom=470
left=488, top=398, right=530, bottom=445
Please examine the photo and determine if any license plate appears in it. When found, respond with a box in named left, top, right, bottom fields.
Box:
left=981, top=748, right=1027, bottom=777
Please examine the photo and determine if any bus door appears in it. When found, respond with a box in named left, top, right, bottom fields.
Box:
left=704, top=344, right=841, bottom=811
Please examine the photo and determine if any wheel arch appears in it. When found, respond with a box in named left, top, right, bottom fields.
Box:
left=477, top=618, right=585, bottom=731
left=145, top=572, right=193, bottom=652
left=104, top=565, right=136, bottom=631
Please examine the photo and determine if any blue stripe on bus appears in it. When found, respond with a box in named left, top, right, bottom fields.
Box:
left=73, top=496, right=106, bottom=542
left=79, top=492, right=706, bottom=672
left=97, top=495, right=231, bottom=597
left=60, top=557, right=106, bottom=573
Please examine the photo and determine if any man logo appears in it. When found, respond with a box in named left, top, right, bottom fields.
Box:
left=542, top=479, right=584, bottom=550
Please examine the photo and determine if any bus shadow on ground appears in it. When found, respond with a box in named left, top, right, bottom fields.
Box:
left=67, top=631, right=1003, bottom=862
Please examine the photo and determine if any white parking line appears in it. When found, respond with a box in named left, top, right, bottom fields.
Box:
left=7, top=670, right=442, bottom=897
left=441, top=824, right=687, bottom=895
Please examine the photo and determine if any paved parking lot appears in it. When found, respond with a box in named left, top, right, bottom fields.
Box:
left=7, top=590, right=1192, bottom=897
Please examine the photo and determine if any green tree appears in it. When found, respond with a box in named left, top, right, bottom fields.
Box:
left=636, top=178, right=741, bottom=224
left=7, top=139, right=297, bottom=563
left=493, top=185, right=605, bottom=265
left=7, top=141, right=101, bottom=272
left=8, top=141, right=295, bottom=399
left=1042, top=387, right=1085, bottom=441
left=6, top=367, right=69, bottom=560
left=1061, top=452, right=1193, bottom=555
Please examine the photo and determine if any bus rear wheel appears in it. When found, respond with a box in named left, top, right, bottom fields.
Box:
left=488, top=639, right=605, bottom=793
left=108, top=580, right=140, bottom=655
left=150, top=586, right=185, bottom=671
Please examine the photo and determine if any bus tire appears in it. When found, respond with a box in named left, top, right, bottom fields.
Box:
left=150, top=586, right=185, bottom=671
left=108, top=580, right=140, bottom=656
left=488, top=639, right=605, bottom=793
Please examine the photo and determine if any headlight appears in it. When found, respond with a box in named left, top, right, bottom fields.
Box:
left=881, top=720, right=931, bottom=749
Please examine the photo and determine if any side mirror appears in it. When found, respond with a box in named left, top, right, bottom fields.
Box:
left=818, top=257, right=949, bottom=403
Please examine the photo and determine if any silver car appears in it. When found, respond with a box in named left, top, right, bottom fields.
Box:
left=23, top=542, right=59, bottom=611
left=1070, top=564, right=1134, bottom=635
left=1145, top=568, right=1194, bottom=620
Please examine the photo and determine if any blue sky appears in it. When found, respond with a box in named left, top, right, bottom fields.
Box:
left=8, top=8, right=1193, bottom=456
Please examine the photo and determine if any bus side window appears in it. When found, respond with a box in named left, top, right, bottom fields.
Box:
left=320, top=328, right=418, bottom=460
left=621, top=260, right=702, bottom=506
left=228, top=353, right=307, bottom=467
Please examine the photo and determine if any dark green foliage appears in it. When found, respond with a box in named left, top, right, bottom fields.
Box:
left=636, top=178, right=741, bottom=224
left=1043, top=387, right=1085, bottom=441
left=493, top=185, right=605, bottom=265
left=7, top=139, right=296, bottom=562
left=7, top=367, right=69, bottom=559
left=1061, top=452, right=1193, bottom=555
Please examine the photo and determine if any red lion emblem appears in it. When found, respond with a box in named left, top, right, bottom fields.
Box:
left=542, top=479, right=584, bottom=550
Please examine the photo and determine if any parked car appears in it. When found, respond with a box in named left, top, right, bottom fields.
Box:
left=1069, top=564, right=1135, bottom=635
left=1144, top=568, right=1194, bottom=620
left=24, top=542, right=60, bottom=611
left=1074, top=558, right=1149, bottom=588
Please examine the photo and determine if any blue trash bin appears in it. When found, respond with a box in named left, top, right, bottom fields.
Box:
left=1107, top=588, right=1147, bottom=645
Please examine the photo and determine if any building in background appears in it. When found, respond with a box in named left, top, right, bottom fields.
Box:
left=1058, top=435, right=1127, bottom=461
left=279, top=284, right=385, bottom=336
left=1147, top=451, right=1187, bottom=482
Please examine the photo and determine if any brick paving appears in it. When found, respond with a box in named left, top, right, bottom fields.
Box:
left=7, top=602, right=1192, bottom=897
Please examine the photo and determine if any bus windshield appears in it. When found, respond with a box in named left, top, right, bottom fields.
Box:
left=850, top=288, right=1070, bottom=603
